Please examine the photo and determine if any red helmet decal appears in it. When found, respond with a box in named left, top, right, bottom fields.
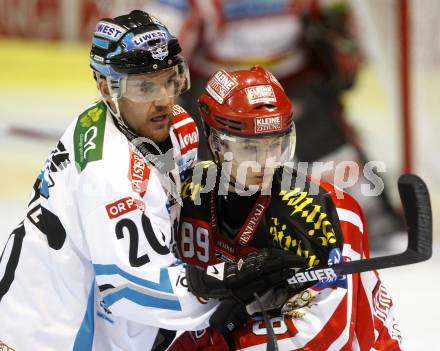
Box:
left=199, top=66, right=293, bottom=137
left=245, top=85, right=277, bottom=105
left=206, top=69, right=239, bottom=104
left=255, top=116, right=282, bottom=134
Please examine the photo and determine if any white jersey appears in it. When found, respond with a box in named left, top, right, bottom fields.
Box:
left=0, top=101, right=217, bottom=351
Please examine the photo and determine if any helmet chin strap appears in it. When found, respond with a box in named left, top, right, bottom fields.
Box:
left=100, top=78, right=134, bottom=132
left=101, top=97, right=143, bottom=141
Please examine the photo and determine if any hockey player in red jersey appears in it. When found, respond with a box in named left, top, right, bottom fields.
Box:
left=170, top=66, right=402, bottom=350
left=145, top=0, right=404, bottom=251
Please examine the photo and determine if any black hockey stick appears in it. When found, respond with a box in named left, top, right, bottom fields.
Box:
left=286, top=173, right=432, bottom=285
left=263, top=174, right=432, bottom=351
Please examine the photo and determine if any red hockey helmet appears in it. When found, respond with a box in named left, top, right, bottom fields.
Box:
left=198, top=66, right=296, bottom=164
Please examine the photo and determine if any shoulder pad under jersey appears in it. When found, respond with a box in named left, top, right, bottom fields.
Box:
left=171, top=104, right=199, bottom=174
left=171, top=104, right=199, bottom=154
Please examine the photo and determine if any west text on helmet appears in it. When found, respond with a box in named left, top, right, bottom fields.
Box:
left=287, top=268, right=338, bottom=285
left=96, top=22, right=124, bottom=40
left=133, top=31, right=167, bottom=47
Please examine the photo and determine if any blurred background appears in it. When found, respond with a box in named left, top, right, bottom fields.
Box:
left=0, top=0, right=438, bottom=349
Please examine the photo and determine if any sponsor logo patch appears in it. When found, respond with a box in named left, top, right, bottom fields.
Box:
left=215, top=240, right=235, bottom=255
left=95, top=21, right=125, bottom=40
left=281, top=289, right=317, bottom=320
left=128, top=149, right=151, bottom=197
left=287, top=267, right=338, bottom=285
left=172, top=104, right=187, bottom=116
left=133, top=30, right=167, bottom=47
left=93, top=55, right=104, bottom=63
left=132, top=30, right=169, bottom=60
left=172, top=107, right=199, bottom=156
left=255, top=116, right=282, bottom=133
left=206, top=262, right=225, bottom=280
left=74, top=101, right=107, bottom=172
left=373, top=283, right=393, bottom=324
left=177, top=130, right=198, bottom=154
left=206, top=70, right=238, bottom=104
left=105, top=197, right=144, bottom=219
left=245, top=85, right=276, bottom=104
left=238, top=203, right=265, bottom=245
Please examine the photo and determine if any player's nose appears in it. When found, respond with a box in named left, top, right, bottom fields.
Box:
left=154, top=86, right=171, bottom=107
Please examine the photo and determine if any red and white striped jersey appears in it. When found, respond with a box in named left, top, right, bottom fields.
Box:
left=174, top=166, right=402, bottom=350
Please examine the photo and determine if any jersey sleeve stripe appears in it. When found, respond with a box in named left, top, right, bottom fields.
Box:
left=324, top=276, right=355, bottom=351
left=354, top=277, right=376, bottom=347
left=93, top=264, right=173, bottom=293
left=336, top=208, right=364, bottom=234
left=172, top=117, right=195, bottom=129
left=342, top=243, right=362, bottom=261
left=102, top=286, right=182, bottom=311
left=73, top=280, right=95, bottom=351
left=304, top=290, right=349, bottom=350
left=101, top=282, right=180, bottom=301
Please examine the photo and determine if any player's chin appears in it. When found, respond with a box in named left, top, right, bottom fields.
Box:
left=149, top=129, right=170, bottom=144
left=244, top=175, right=265, bottom=188
left=145, top=121, right=172, bottom=143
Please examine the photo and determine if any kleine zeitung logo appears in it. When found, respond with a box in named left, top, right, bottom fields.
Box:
left=255, top=116, right=282, bottom=133
left=245, top=85, right=276, bottom=104
left=206, top=70, right=238, bottom=104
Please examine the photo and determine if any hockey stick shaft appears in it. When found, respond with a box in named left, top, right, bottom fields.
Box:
left=254, top=292, right=279, bottom=351
left=287, top=173, right=432, bottom=285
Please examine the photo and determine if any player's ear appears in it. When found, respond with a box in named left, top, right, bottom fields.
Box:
left=98, top=78, right=112, bottom=100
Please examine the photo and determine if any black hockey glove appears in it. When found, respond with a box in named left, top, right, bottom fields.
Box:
left=209, top=298, right=250, bottom=333
left=209, top=285, right=292, bottom=333
left=187, top=248, right=310, bottom=333
left=186, top=248, right=309, bottom=301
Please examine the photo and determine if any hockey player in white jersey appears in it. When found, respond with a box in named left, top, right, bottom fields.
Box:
left=0, top=9, right=209, bottom=351
left=0, top=10, right=299, bottom=351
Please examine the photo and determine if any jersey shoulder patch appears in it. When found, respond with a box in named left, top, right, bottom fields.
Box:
left=73, top=100, right=107, bottom=172
left=171, top=104, right=199, bottom=155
